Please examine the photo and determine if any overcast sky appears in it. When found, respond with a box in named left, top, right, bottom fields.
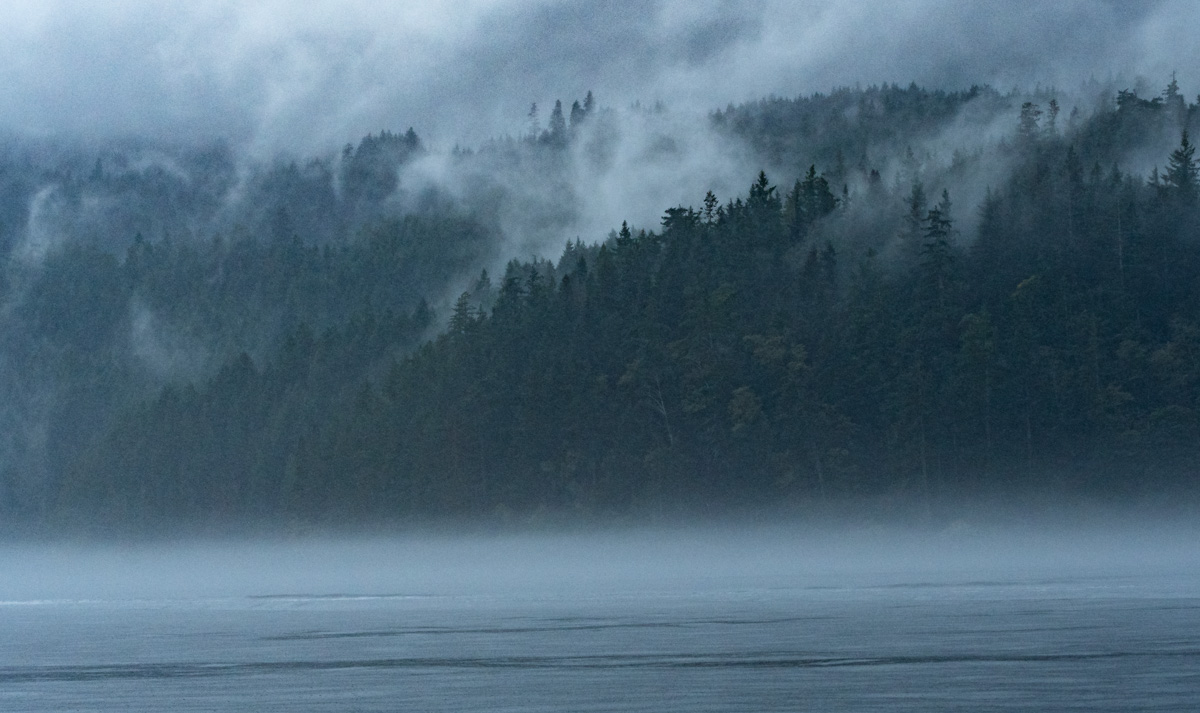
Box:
left=0, top=0, right=1192, bottom=155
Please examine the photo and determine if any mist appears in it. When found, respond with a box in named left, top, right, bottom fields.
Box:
left=0, top=1, right=1191, bottom=272
left=2, top=6, right=1199, bottom=711
left=2, top=520, right=1196, bottom=602
left=2, top=523, right=1194, bottom=711
left=3, top=7, right=1200, bottom=712
left=0, top=0, right=1196, bottom=532
left=0, top=1, right=1192, bottom=154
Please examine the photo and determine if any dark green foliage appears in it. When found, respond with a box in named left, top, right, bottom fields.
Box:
left=9, top=80, right=1200, bottom=533
left=1164, top=130, right=1199, bottom=204
left=0, top=206, right=494, bottom=531
left=711, top=83, right=1009, bottom=174
left=341, top=129, right=423, bottom=204
left=546, top=100, right=568, bottom=148
left=1018, top=102, right=1043, bottom=143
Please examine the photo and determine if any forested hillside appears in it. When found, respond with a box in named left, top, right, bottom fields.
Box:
left=3, top=81, right=1199, bottom=533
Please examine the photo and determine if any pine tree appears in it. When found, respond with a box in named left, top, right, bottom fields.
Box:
left=703, top=191, right=719, bottom=224
left=1163, top=72, right=1186, bottom=120
left=526, top=103, right=539, bottom=139
left=799, top=165, right=837, bottom=222
left=1165, top=130, right=1198, bottom=204
left=1018, top=102, right=1042, bottom=144
left=449, top=292, right=477, bottom=337
left=548, top=100, right=568, bottom=147
left=569, top=100, right=585, bottom=130
left=902, top=180, right=927, bottom=257
left=748, top=171, right=776, bottom=208
left=785, top=166, right=837, bottom=240
left=921, top=190, right=955, bottom=307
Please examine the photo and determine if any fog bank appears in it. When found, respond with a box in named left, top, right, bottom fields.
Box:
left=0, top=1, right=1193, bottom=153
left=2, top=522, right=1196, bottom=602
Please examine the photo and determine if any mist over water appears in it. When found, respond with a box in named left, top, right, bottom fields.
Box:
left=1, top=5, right=1200, bottom=706
left=2, top=521, right=1196, bottom=601
left=1, top=523, right=1198, bottom=711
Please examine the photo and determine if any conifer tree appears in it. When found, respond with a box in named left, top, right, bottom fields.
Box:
left=921, top=190, right=955, bottom=307
left=569, top=100, right=585, bottom=130
left=1165, top=130, right=1198, bottom=204
left=1018, top=102, right=1042, bottom=144
left=547, top=100, right=568, bottom=147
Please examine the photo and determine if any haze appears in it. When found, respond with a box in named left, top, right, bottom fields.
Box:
left=0, top=9, right=1198, bottom=705
left=2, top=522, right=1197, bottom=602
left=0, top=1, right=1190, bottom=153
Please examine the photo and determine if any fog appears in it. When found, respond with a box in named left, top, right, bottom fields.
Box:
left=3, top=524, right=1196, bottom=711
left=0, top=1, right=1191, bottom=266
left=0, top=2, right=1196, bottom=539
left=0, top=1, right=1192, bottom=153
left=2, top=521, right=1197, bottom=602
left=0, top=1, right=1187, bottom=269
left=1, top=9, right=1198, bottom=710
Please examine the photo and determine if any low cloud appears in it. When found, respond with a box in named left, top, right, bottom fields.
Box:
left=0, top=1, right=1191, bottom=155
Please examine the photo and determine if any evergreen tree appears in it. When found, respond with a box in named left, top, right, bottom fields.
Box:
left=27, top=79, right=1200, bottom=532
left=526, top=103, right=539, bottom=138
left=799, top=165, right=838, bottom=223
left=1164, top=130, right=1198, bottom=204
left=921, top=191, right=955, bottom=307
left=569, top=100, right=586, bottom=130
left=1018, top=102, right=1042, bottom=144
left=901, top=180, right=928, bottom=259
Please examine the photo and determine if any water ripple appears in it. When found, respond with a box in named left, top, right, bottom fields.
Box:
left=4, top=649, right=1199, bottom=683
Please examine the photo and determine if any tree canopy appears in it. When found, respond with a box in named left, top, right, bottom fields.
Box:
left=2, top=80, right=1199, bottom=535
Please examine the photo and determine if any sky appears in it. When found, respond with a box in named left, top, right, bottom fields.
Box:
left=0, top=0, right=1191, bottom=156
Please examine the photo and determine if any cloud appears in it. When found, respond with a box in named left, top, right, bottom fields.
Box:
left=0, top=1, right=1190, bottom=156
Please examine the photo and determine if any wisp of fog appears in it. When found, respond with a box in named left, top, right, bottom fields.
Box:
left=0, top=1, right=1191, bottom=153
left=1, top=522, right=1196, bottom=602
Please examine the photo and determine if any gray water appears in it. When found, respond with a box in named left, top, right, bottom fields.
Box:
left=1, top=528, right=1197, bottom=711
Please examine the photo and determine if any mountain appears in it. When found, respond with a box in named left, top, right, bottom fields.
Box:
left=2, top=80, right=1198, bottom=534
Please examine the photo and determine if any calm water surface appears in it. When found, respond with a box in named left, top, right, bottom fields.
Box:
left=0, top=534, right=1197, bottom=711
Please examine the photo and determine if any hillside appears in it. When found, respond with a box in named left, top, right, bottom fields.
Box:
left=1, top=81, right=1198, bottom=533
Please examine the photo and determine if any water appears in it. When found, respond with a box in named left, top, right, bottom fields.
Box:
left=0, top=532, right=1197, bottom=711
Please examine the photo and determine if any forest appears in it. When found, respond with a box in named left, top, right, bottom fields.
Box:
left=1, top=79, right=1199, bottom=534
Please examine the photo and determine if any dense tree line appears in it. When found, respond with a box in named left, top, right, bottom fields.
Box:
left=1, top=211, right=487, bottom=527
left=309, top=125, right=1200, bottom=523
left=4, top=81, right=1200, bottom=533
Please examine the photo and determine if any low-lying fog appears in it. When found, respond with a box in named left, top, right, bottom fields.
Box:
left=3, top=521, right=1196, bottom=603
